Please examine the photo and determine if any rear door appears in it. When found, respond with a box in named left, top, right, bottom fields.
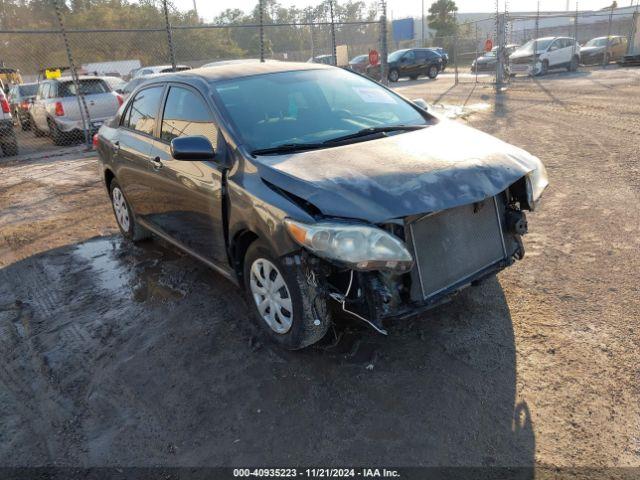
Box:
left=144, top=84, right=227, bottom=263
left=114, top=84, right=165, bottom=216
left=58, top=79, right=120, bottom=124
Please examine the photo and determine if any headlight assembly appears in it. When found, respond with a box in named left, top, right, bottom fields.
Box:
left=525, top=161, right=549, bottom=210
left=284, top=219, right=414, bottom=272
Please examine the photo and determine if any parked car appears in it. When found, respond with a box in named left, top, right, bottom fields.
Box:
left=580, top=35, right=628, bottom=65
left=307, top=54, right=336, bottom=65
left=95, top=62, right=548, bottom=349
left=0, top=89, right=18, bottom=156
left=30, top=76, right=123, bottom=145
left=102, top=76, right=127, bottom=94
left=429, top=47, right=449, bottom=70
left=509, top=37, right=580, bottom=76
left=368, top=48, right=443, bottom=82
left=132, top=65, right=191, bottom=79
left=472, top=44, right=520, bottom=72
left=8, top=82, right=38, bottom=130
left=348, top=54, right=370, bottom=74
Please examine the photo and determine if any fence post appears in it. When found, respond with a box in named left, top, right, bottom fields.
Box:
left=604, top=4, right=614, bottom=68
left=259, top=0, right=265, bottom=62
left=475, top=24, right=479, bottom=83
left=454, top=32, right=459, bottom=85
left=380, top=0, right=388, bottom=86
left=162, top=0, right=177, bottom=71
left=52, top=0, right=91, bottom=147
left=329, top=0, right=337, bottom=66
left=496, top=12, right=506, bottom=91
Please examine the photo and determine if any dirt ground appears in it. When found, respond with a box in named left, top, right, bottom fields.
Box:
left=0, top=67, right=638, bottom=471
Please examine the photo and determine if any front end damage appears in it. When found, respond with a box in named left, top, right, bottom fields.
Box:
left=290, top=180, right=531, bottom=334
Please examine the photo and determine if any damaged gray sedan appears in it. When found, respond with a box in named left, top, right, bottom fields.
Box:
left=95, top=61, right=548, bottom=349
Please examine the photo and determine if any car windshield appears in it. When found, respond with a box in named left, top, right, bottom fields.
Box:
left=388, top=49, right=409, bottom=62
left=586, top=38, right=608, bottom=47
left=59, top=79, right=110, bottom=97
left=19, top=84, right=38, bottom=96
left=213, top=68, right=428, bottom=151
left=517, top=38, right=554, bottom=54
left=485, top=48, right=497, bottom=57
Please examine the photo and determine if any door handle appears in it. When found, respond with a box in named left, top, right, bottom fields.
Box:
left=150, top=156, right=163, bottom=170
left=111, top=141, right=120, bottom=154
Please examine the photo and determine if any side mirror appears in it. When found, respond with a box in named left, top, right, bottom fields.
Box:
left=412, top=98, right=429, bottom=110
left=170, top=136, right=215, bottom=161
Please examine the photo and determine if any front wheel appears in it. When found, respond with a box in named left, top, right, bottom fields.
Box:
left=388, top=69, right=399, bottom=82
left=243, top=240, right=331, bottom=350
left=109, top=179, right=150, bottom=242
left=427, top=65, right=439, bottom=79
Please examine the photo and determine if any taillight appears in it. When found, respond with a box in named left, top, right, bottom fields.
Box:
left=20, top=100, right=30, bottom=110
left=116, top=94, right=123, bottom=107
left=92, top=133, right=99, bottom=150
left=0, top=97, right=9, bottom=114
left=54, top=101, right=64, bottom=116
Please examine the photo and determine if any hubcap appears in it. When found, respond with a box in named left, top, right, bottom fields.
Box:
left=390, top=70, right=398, bottom=81
left=112, top=187, right=130, bottom=232
left=249, top=258, right=293, bottom=334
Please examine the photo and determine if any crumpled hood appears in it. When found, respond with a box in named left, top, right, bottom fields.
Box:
left=254, top=119, right=544, bottom=223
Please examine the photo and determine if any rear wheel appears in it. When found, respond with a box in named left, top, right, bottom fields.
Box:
left=1, top=137, right=18, bottom=156
left=388, top=69, right=399, bottom=82
left=427, top=65, right=439, bottom=79
left=32, top=117, right=46, bottom=137
left=243, top=240, right=331, bottom=350
left=109, top=179, right=150, bottom=242
left=48, top=119, right=66, bottom=146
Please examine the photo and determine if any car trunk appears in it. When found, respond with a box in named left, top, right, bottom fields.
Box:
left=59, top=80, right=119, bottom=122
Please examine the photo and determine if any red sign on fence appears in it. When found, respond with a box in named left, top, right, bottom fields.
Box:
left=369, top=49, right=380, bottom=66
left=484, top=39, right=493, bottom=52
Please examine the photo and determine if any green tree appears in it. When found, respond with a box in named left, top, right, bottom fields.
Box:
left=427, top=0, right=458, bottom=38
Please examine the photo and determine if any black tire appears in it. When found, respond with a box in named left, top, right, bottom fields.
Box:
left=48, top=119, right=66, bottom=146
left=388, top=68, right=399, bottom=82
left=538, top=60, right=549, bottom=76
left=243, top=240, right=331, bottom=350
left=19, top=116, right=30, bottom=131
left=568, top=55, right=579, bottom=72
left=109, top=179, right=150, bottom=242
left=603, top=53, right=610, bottom=65
left=32, top=117, right=47, bottom=137
left=427, top=65, right=439, bottom=79
left=1, top=137, right=18, bottom=156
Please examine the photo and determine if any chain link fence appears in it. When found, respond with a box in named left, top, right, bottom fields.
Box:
left=0, top=1, right=638, bottom=161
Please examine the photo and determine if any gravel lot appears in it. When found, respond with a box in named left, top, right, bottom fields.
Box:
left=1, top=67, right=638, bottom=471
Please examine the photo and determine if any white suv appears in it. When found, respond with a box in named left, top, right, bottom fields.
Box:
left=510, top=37, right=581, bottom=76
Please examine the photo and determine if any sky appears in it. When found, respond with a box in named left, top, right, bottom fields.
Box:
left=173, top=0, right=638, bottom=22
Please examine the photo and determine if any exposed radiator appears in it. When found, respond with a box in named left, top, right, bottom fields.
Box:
left=408, top=197, right=507, bottom=300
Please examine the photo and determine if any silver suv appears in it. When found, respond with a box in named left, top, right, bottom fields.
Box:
left=30, top=76, right=122, bottom=145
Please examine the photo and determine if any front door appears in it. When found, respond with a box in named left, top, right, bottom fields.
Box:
left=144, top=84, right=227, bottom=264
left=114, top=85, right=165, bottom=216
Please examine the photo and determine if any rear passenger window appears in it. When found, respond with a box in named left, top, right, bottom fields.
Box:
left=126, top=86, right=163, bottom=136
left=160, top=86, right=217, bottom=144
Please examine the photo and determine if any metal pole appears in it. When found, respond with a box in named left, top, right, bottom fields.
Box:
left=454, top=32, right=459, bottom=85
left=475, top=23, right=479, bottom=83
left=496, top=13, right=505, bottom=91
left=52, top=0, right=91, bottom=147
left=380, top=0, right=388, bottom=86
left=330, top=0, right=337, bottom=66
left=573, top=2, right=579, bottom=60
left=162, top=0, right=177, bottom=71
left=604, top=4, right=614, bottom=67
left=533, top=1, right=539, bottom=76
left=421, top=0, right=425, bottom=47
left=259, top=0, right=265, bottom=62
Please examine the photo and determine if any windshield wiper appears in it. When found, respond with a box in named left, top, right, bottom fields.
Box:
left=251, top=143, right=325, bottom=156
left=324, top=125, right=427, bottom=145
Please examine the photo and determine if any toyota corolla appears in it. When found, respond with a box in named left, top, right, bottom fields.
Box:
left=95, top=61, right=548, bottom=349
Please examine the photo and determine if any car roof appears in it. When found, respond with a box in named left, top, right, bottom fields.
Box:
left=50, top=75, right=109, bottom=82
left=140, top=61, right=335, bottom=84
